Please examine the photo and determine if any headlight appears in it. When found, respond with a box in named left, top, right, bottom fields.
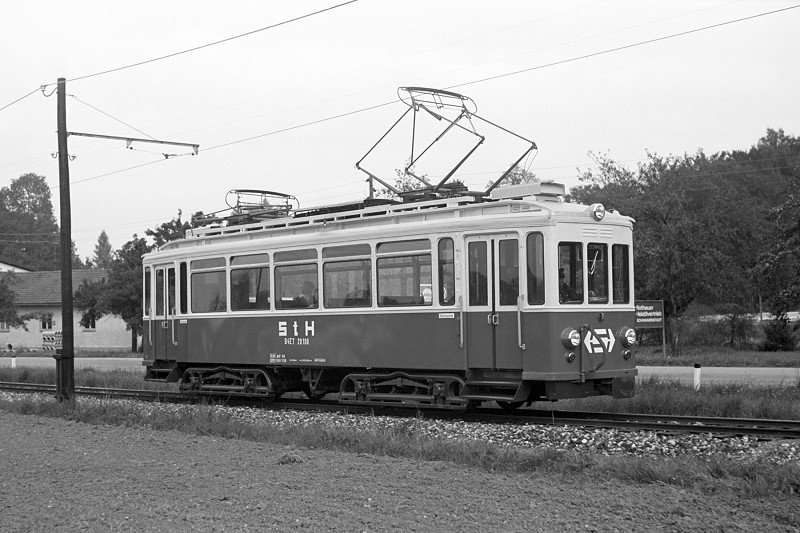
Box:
left=561, top=328, right=581, bottom=349
left=590, top=203, right=605, bottom=221
left=619, top=327, right=637, bottom=347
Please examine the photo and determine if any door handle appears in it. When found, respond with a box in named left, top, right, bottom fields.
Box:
left=517, top=295, right=526, bottom=350
left=492, top=314, right=500, bottom=326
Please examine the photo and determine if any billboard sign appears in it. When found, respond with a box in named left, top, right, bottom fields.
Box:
left=635, top=300, right=664, bottom=329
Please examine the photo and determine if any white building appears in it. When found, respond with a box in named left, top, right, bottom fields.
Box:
left=0, top=269, right=131, bottom=352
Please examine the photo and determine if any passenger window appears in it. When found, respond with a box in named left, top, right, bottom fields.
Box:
left=498, top=239, right=519, bottom=306
left=558, top=242, right=583, bottom=304
left=324, top=260, right=371, bottom=307
left=179, top=262, right=188, bottom=314
left=526, top=233, right=544, bottom=305
left=191, top=271, right=227, bottom=312
left=275, top=264, right=318, bottom=309
left=587, top=243, right=608, bottom=303
left=155, top=269, right=165, bottom=316
left=377, top=240, right=432, bottom=306
left=438, top=238, right=455, bottom=306
left=467, top=241, right=488, bottom=306
left=612, top=244, right=630, bottom=304
left=231, top=267, right=271, bottom=310
left=144, top=268, right=151, bottom=316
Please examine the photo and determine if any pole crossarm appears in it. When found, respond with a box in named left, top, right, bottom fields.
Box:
left=67, top=131, right=199, bottom=155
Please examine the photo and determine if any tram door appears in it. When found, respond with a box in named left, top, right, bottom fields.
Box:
left=464, top=235, right=524, bottom=370
left=152, top=265, right=179, bottom=361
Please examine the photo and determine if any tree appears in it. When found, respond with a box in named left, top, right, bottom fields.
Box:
left=93, top=230, right=113, bottom=269
left=146, top=210, right=192, bottom=248
left=0, top=173, right=60, bottom=270
left=570, top=140, right=785, bottom=356
left=486, top=165, right=538, bottom=189
left=0, top=273, right=29, bottom=331
left=75, top=236, right=152, bottom=352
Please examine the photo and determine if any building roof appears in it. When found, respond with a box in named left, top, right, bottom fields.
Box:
left=0, top=259, right=31, bottom=272
left=2, top=269, right=108, bottom=306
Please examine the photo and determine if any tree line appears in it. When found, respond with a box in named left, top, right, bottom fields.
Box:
left=1, top=128, right=797, bottom=352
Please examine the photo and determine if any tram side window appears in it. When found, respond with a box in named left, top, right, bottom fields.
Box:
left=612, top=244, right=630, bottom=304
left=275, top=264, right=319, bottom=309
left=558, top=242, right=583, bottom=304
left=438, top=238, right=455, bottom=306
left=526, top=233, right=544, bottom=305
left=144, top=268, right=151, bottom=315
left=191, top=271, right=227, bottom=313
left=155, top=269, right=165, bottom=316
left=377, top=240, right=432, bottom=307
left=587, top=243, right=608, bottom=303
left=179, top=263, right=188, bottom=314
left=231, top=267, right=271, bottom=310
left=468, top=241, right=488, bottom=306
left=323, top=260, right=371, bottom=307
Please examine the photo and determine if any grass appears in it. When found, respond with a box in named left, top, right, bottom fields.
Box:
left=0, top=394, right=797, bottom=502
left=4, top=349, right=139, bottom=358
left=557, top=376, right=800, bottom=420
left=3, top=367, right=800, bottom=420
left=636, top=345, right=800, bottom=367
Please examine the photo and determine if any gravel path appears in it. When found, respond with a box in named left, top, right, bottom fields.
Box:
left=1, top=410, right=798, bottom=532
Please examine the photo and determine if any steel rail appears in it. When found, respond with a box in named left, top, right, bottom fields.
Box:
left=2, top=381, right=798, bottom=439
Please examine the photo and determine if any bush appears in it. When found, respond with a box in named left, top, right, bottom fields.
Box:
left=762, top=313, right=797, bottom=351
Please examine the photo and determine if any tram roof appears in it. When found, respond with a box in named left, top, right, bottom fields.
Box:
left=150, top=183, right=632, bottom=257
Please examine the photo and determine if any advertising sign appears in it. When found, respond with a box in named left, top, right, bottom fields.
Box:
left=635, top=300, right=664, bottom=329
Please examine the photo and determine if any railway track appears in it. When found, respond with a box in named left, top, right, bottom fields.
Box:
left=2, top=381, right=799, bottom=439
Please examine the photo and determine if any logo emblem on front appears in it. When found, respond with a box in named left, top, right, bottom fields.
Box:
left=583, top=329, right=615, bottom=354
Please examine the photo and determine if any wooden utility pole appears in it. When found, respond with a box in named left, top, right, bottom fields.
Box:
left=56, top=77, right=75, bottom=402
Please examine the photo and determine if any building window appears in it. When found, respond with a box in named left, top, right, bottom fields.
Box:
left=82, top=316, right=96, bottom=331
left=0, top=321, right=9, bottom=332
left=40, top=314, right=54, bottom=331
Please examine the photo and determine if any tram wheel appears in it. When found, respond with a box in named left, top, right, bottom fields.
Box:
left=497, top=401, right=524, bottom=413
left=302, top=382, right=327, bottom=401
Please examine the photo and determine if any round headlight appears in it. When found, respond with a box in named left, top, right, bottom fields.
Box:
left=590, top=203, right=605, bottom=221
left=561, top=328, right=581, bottom=349
left=619, top=327, right=637, bottom=347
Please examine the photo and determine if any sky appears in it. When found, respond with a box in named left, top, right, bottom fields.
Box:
left=2, top=0, right=799, bottom=261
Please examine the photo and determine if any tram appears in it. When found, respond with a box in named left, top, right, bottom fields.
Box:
left=141, top=88, right=637, bottom=409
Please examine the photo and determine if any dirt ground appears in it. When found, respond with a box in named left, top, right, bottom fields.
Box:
left=0, top=411, right=797, bottom=532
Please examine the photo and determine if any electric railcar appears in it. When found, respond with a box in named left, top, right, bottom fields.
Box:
left=141, top=88, right=637, bottom=409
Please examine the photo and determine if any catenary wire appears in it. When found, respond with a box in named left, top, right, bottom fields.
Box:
left=0, top=87, right=40, bottom=114
left=47, top=4, right=800, bottom=189
left=447, top=4, right=800, bottom=91
left=40, top=1, right=359, bottom=87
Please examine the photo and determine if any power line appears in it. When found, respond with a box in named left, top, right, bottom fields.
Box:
left=42, top=1, right=359, bottom=86
left=53, top=4, right=799, bottom=188
left=68, top=94, right=155, bottom=139
left=447, top=4, right=800, bottom=91
left=0, top=87, right=40, bottom=113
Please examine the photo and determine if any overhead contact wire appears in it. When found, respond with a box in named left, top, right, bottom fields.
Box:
left=42, top=1, right=359, bottom=86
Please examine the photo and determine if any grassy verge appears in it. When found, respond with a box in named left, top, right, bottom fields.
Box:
left=636, top=345, right=800, bottom=367
left=0, top=367, right=173, bottom=391
left=558, top=376, right=800, bottom=420
left=3, top=350, right=139, bottom=358
left=3, top=367, right=800, bottom=420
left=0, top=394, right=797, bottom=503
